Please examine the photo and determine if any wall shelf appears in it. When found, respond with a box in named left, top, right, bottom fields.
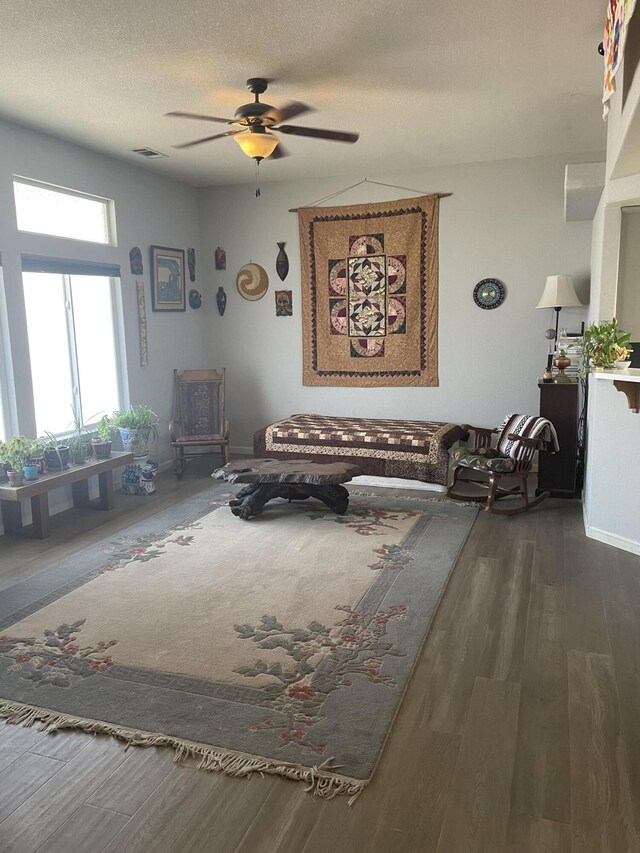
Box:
left=592, top=368, right=640, bottom=413
left=613, top=380, right=640, bottom=412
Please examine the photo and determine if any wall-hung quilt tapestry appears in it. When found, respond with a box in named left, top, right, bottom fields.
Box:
left=299, top=195, right=440, bottom=387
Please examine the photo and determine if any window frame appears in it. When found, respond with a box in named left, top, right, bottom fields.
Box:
left=21, top=267, right=126, bottom=436
left=13, top=176, right=118, bottom=247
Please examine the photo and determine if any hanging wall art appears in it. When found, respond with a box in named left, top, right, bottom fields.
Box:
left=187, top=248, right=196, bottom=282
left=215, top=247, right=226, bottom=270
left=150, top=245, right=186, bottom=312
left=299, top=195, right=440, bottom=387
left=216, top=286, right=227, bottom=316
left=276, top=242, right=289, bottom=281
left=129, top=247, right=143, bottom=276
left=135, top=279, right=149, bottom=365
left=275, top=290, right=293, bottom=316
left=236, top=263, right=269, bottom=301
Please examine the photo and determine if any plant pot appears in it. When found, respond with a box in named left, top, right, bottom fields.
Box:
left=92, top=440, right=112, bottom=460
left=23, top=465, right=39, bottom=481
left=44, top=445, right=70, bottom=471
left=117, top=427, right=151, bottom=458
left=7, top=469, right=24, bottom=487
left=31, top=456, right=46, bottom=475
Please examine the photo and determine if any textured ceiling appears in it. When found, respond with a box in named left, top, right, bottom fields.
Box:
left=1, top=0, right=606, bottom=187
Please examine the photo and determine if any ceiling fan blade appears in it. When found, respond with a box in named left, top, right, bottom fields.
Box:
left=262, top=101, right=313, bottom=125
left=269, top=143, right=289, bottom=160
left=276, top=125, right=359, bottom=143
left=173, top=130, right=244, bottom=149
left=165, top=110, right=234, bottom=124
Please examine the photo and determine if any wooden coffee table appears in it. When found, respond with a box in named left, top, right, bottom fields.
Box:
left=212, top=458, right=360, bottom=520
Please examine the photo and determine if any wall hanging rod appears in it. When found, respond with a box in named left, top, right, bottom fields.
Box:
left=288, top=179, right=452, bottom=212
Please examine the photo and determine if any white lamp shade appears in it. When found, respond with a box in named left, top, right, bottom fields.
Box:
left=536, top=275, right=582, bottom=309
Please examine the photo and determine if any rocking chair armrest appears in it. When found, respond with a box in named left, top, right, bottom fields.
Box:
left=462, top=425, right=499, bottom=450
left=168, top=419, right=181, bottom=442
left=223, top=417, right=230, bottom=439
left=506, top=433, right=541, bottom=448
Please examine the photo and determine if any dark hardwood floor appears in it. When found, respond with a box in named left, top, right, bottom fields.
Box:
left=1, top=460, right=639, bottom=852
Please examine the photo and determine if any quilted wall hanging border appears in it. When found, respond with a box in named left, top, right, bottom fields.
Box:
left=299, top=195, right=440, bottom=387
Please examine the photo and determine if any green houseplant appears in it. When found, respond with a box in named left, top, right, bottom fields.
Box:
left=68, top=405, right=92, bottom=465
left=91, top=414, right=113, bottom=460
left=111, top=404, right=159, bottom=458
left=40, top=432, right=71, bottom=471
left=0, top=436, right=32, bottom=485
left=583, top=318, right=634, bottom=369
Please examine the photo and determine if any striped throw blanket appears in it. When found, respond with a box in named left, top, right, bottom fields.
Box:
left=497, top=414, right=560, bottom=460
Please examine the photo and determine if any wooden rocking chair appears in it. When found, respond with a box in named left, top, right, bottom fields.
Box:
left=169, top=369, right=230, bottom=477
left=446, top=414, right=559, bottom=516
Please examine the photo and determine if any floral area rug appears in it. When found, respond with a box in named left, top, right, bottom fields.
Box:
left=0, top=485, right=477, bottom=802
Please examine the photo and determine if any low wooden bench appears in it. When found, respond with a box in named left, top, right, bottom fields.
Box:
left=0, top=451, right=134, bottom=539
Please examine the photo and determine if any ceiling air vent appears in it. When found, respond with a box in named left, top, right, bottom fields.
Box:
left=131, top=147, right=167, bottom=159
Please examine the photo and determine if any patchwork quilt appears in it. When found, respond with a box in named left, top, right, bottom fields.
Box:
left=253, top=414, right=468, bottom=486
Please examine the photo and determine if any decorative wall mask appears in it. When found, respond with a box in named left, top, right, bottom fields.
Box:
left=276, top=242, right=289, bottom=281
left=188, top=289, right=202, bottom=309
left=472, top=278, right=505, bottom=310
left=216, top=286, right=227, bottom=316
left=275, top=290, right=293, bottom=316
left=215, top=247, right=226, bottom=270
left=188, top=248, right=196, bottom=282
left=129, top=247, right=143, bottom=276
left=236, top=263, right=269, bottom=301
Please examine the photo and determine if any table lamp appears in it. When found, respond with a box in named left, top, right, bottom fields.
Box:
left=536, top=274, right=582, bottom=341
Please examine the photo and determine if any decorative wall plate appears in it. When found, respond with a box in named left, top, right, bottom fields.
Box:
left=473, top=278, right=505, bottom=309
left=236, top=263, right=269, bottom=301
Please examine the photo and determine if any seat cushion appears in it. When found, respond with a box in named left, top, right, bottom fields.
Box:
left=450, top=446, right=516, bottom=473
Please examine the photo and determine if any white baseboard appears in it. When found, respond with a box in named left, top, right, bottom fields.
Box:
left=230, top=446, right=254, bottom=456
left=583, top=502, right=640, bottom=556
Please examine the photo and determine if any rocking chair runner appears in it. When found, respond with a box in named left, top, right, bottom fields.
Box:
left=446, top=414, right=560, bottom=516
left=169, top=369, right=230, bottom=477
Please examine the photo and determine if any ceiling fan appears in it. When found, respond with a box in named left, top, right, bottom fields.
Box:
left=166, top=77, right=359, bottom=162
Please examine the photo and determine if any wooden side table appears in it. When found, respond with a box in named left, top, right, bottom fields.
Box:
left=537, top=380, right=580, bottom=498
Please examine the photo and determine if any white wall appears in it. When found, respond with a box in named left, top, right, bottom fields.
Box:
left=583, top=374, right=640, bottom=556
left=617, top=207, right=640, bottom=341
left=198, top=154, right=596, bottom=449
left=0, top=117, right=212, bottom=458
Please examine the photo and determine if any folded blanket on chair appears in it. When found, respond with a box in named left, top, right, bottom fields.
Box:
left=498, top=414, right=560, bottom=458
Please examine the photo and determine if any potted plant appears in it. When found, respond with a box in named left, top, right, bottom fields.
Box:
left=111, top=404, right=159, bottom=458
left=41, top=432, right=70, bottom=471
left=68, top=404, right=92, bottom=465
left=92, top=415, right=113, bottom=459
left=583, top=318, right=634, bottom=369
left=27, top=438, right=46, bottom=475
left=0, top=436, right=32, bottom=486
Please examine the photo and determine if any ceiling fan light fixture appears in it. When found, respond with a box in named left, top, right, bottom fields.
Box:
left=234, top=131, right=280, bottom=161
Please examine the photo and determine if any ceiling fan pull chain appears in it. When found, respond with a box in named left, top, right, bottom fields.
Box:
left=255, top=159, right=261, bottom=198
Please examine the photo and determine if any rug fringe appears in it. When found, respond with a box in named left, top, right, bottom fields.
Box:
left=0, top=699, right=367, bottom=804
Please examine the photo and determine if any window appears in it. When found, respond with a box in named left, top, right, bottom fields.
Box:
left=0, top=266, right=10, bottom=441
left=13, top=178, right=115, bottom=245
left=22, top=268, right=123, bottom=435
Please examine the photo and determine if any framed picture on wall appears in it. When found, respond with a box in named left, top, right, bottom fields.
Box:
left=150, top=245, right=186, bottom=311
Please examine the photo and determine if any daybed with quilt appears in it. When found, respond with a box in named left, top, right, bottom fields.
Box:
left=253, top=414, right=468, bottom=487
